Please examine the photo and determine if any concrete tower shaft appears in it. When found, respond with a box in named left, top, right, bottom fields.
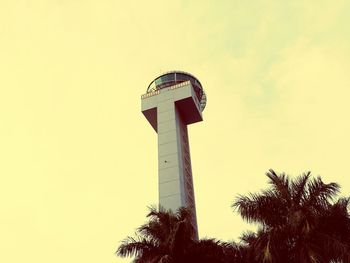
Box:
left=141, top=72, right=205, bottom=239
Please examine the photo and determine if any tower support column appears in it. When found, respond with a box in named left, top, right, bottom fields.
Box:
left=157, top=99, right=198, bottom=238
left=141, top=72, right=206, bottom=240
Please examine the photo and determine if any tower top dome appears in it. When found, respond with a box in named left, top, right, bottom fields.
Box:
left=147, top=71, right=206, bottom=111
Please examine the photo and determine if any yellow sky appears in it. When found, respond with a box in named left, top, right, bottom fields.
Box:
left=1, top=1, right=350, bottom=262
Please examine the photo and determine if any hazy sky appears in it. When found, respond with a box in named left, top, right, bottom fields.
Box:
left=1, top=1, right=350, bottom=263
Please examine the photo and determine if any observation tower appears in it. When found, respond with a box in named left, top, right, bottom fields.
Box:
left=141, top=71, right=206, bottom=239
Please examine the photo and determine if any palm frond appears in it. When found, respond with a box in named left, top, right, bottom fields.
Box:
left=239, top=231, right=257, bottom=245
left=138, top=221, right=165, bottom=245
left=233, top=191, right=286, bottom=227
left=233, top=194, right=262, bottom=224
left=305, top=177, right=340, bottom=208
left=176, top=206, right=192, bottom=221
left=266, top=169, right=292, bottom=204
left=116, top=236, right=157, bottom=258
left=291, top=172, right=310, bottom=205
left=147, top=205, right=174, bottom=223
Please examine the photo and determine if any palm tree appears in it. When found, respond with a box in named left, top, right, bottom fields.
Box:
left=233, top=169, right=350, bottom=263
left=186, top=238, right=228, bottom=263
left=116, top=206, right=243, bottom=263
left=317, top=197, right=350, bottom=262
left=116, top=206, right=195, bottom=263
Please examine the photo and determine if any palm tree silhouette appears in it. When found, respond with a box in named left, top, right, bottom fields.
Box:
left=233, top=169, right=350, bottom=263
left=117, top=206, right=194, bottom=262
left=116, top=206, right=243, bottom=263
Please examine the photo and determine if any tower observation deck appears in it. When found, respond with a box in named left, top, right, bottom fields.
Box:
left=141, top=71, right=206, bottom=239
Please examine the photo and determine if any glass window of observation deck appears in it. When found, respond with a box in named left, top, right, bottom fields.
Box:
left=161, top=74, right=175, bottom=83
left=176, top=73, right=190, bottom=82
